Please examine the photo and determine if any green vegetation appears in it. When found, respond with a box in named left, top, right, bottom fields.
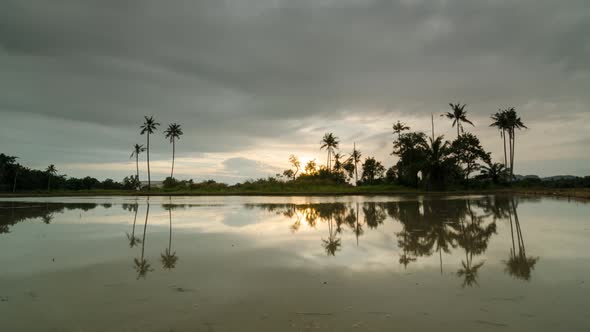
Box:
left=1, top=104, right=589, bottom=197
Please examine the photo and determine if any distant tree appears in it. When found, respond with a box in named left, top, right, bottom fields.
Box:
left=490, top=110, right=509, bottom=167
left=421, top=136, right=455, bottom=190
left=393, top=121, right=410, bottom=140
left=504, top=108, right=527, bottom=178
left=164, top=123, right=183, bottom=178
left=304, top=159, right=318, bottom=175
left=385, top=166, right=397, bottom=184
left=451, top=133, right=490, bottom=181
left=443, top=103, right=474, bottom=138
left=361, top=157, right=385, bottom=185
left=46, top=164, right=57, bottom=191
left=282, top=169, right=295, bottom=180
left=140, top=116, right=160, bottom=191
left=130, top=144, right=146, bottom=189
left=344, top=143, right=362, bottom=185
left=333, top=152, right=345, bottom=172
left=320, top=133, right=339, bottom=169
left=478, top=161, right=508, bottom=185
left=392, top=132, right=428, bottom=187
left=288, top=155, right=301, bottom=179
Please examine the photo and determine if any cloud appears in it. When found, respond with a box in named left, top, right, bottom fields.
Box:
left=0, top=0, right=589, bottom=179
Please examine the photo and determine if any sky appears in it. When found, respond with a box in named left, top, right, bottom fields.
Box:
left=1, top=0, right=589, bottom=183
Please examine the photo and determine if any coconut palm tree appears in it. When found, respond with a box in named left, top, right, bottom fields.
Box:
left=164, top=123, right=183, bottom=178
left=420, top=136, right=454, bottom=190
left=490, top=110, right=509, bottom=167
left=393, top=121, right=410, bottom=141
left=333, top=152, right=345, bottom=172
left=320, top=133, right=339, bottom=169
left=46, top=164, right=57, bottom=191
left=161, top=204, right=179, bottom=270
left=140, top=116, right=160, bottom=191
left=442, top=103, right=474, bottom=138
left=347, top=143, right=362, bottom=185
left=130, top=144, right=146, bottom=189
left=504, top=108, right=527, bottom=178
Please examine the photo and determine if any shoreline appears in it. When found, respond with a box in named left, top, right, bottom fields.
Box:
left=1, top=188, right=588, bottom=200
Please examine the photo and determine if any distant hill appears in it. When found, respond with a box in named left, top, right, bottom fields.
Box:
left=514, top=174, right=581, bottom=181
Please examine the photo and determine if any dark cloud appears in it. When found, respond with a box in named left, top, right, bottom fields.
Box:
left=1, top=0, right=589, bottom=178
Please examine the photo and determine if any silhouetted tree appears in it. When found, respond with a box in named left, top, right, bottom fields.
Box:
left=392, top=121, right=410, bottom=140
left=320, top=133, right=339, bottom=169
left=490, top=110, right=510, bottom=167
left=46, top=164, right=57, bottom=191
left=130, top=144, right=146, bottom=189
left=451, top=133, right=490, bottom=181
left=504, top=108, right=527, bottom=178
left=443, top=103, right=474, bottom=138
left=164, top=123, right=183, bottom=178
left=361, top=157, right=385, bottom=185
left=140, top=116, right=160, bottom=191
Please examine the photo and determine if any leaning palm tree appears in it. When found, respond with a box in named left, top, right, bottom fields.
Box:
left=392, top=121, right=410, bottom=141
left=443, top=103, right=474, bottom=138
left=490, top=110, right=509, bottom=167
left=320, top=133, right=339, bottom=169
left=164, top=123, right=183, bottom=178
left=46, top=164, right=57, bottom=191
left=140, top=116, right=160, bottom=191
left=130, top=144, right=146, bottom=189
left=504, top=108, right=527, bottom=178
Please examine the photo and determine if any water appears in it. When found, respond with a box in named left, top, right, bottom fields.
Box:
left=1, top=195, right=589, bottom=331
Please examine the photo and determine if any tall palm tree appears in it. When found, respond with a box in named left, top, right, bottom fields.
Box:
left=349, top=143, right=362, bottom=185
left=140, top=116, right=160, bottom=191
left=442, top=103, right=474, bottom=138
left=46, top=164, right=57, bottom=191
left=393, top=121, right=410, bottom=141
left=130, top=144, right=146, bottom=189
left=164, top=123, right=183, bottom=178
left=504, top=108, right=527, bottom=178
left=320, top=133, right=339, bottom=169
left=490, top=110, right=509, bottom=167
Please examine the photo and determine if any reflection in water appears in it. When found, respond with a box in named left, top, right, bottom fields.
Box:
left=161, top=203, right=179, bottom=270
left=504, top=198, right=539, bottom=281
left=133, top=201, right=153, bottom=280
left=124, top=203, right=142, bottom=248
left=1, top=196, right=544, bottom=286
left=251, top=196, right=539, bottom=287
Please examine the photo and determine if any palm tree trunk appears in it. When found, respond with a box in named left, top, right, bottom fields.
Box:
left=457, top=124, right=460, bottom=139
left=136, top=155, right=140, bottom=189
left=511, top=133, right=516, bottom=178
left=147, top=133, right=151, bottom=191
left=171, top=139, right=175, bottom=178
left=501, top=130, right=507, bottom=167
left=13, top=171, right=17, bottom=193
left=47, top=175, right=51, bottom=191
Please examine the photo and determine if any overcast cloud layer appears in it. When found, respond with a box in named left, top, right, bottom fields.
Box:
left=1, top=0, right=589, bottom=182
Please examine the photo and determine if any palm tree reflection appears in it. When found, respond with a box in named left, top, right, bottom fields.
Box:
left=125, top=203, right=142, bottom=248
left=134, top=201, right=153, bottom=279
left=504, top=198, right=539, bottom=280
left=322, top=216, right=342, bottom=256
left=161, top=203, right=179, bottom=270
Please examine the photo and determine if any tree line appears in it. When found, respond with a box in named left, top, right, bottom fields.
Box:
left=279, top=104, right=533, bottom=189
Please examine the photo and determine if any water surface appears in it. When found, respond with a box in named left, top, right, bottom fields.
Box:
left=1, top=195, right=589, bottom=331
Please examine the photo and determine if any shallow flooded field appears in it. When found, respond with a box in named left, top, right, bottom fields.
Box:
left=1, top=195, right=589, bottom=331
